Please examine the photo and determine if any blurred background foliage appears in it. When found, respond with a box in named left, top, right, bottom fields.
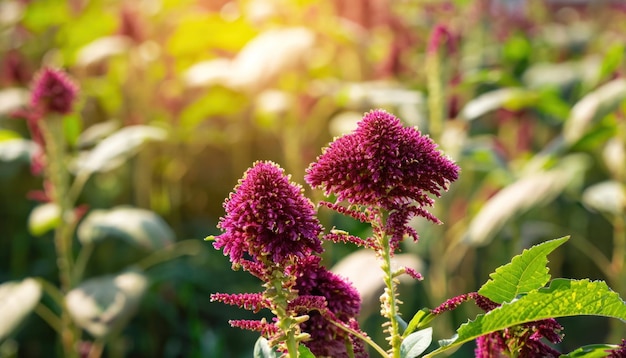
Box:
left=1, top=0, right=625, bottom=356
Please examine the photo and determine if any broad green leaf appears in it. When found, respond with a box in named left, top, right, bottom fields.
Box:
left=253, top=337, right=276, bottom=358
left=564, top=78, right=626, bottom=144
left=77, top=206, right=175, bottom=250
left=66, top=270, right=148, bottom=338
left=463, top=155, right=588, bottom=246
left=400, top=327, right=432, bottom=358
left=582, top=180, right=625, bottom=216
left=478, top=236, right=569, bottom=303
left=0, top=278, right=42, bottom=341
left=427, top=279, right=626, bottom=356
left=561, top=344, right=622, bottom=358
left=74, top=125, right=167, bottom=173
left=28, top=202, right=61, bottom=236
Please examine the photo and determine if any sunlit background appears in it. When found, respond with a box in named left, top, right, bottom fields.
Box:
left=1, top=0, right=625, bottom=356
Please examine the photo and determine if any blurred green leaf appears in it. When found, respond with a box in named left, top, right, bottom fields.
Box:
left=463, top=155, right=589, bottom=246
left=599, top=44, right=624, bottom=80
left=0, top=278, right=42, bottom=341
left=66, top=270, right=148, bottom=338
left=400, top=327, right=432, bottom=358
left=167, top=14, right=256, bottom=71
left=77, top=206, right=175, bottom=250
left=28, top=202, right=61, bottom=237
left=564, top=78, right=626, bottom=144
left=478, top=236, right=569, bottom=303
left=21, top=0, right=70, bottom=33
left=582, top=181, right=625, bottom=216
left=253, top=336, right=277, bottom=358
left=0, top=139, right=35, bottom=179
left=430, top=279, right=626, bottom=356
left=74, top=125, right=167, bottom=173
left=460, top=88, right=534, bottom=121
left=179, top=88, right=247, bottom=132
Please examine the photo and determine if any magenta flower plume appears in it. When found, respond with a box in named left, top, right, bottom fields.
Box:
left=607, top=339, right=626, bottom=357
left=213, top=161, right=323, bottom=267
left=306, top=109, right=459, bottom=211
left=293, top=256, right=367, bottom=358
left=31, top=67, right=79, bottom=115
left=306, top=109, right=459, bottom=250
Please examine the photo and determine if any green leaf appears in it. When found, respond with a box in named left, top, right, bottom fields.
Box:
left=582, top=180, right=625, bottom=216
left=298, top=344, right=315, bottom=358
left=460, top=88, right=534, bottom=121
left=0, top=278, right=42, bottom=341
left=74, top=125, right=167, bottom=173
left=463, top=155, right=589, bottom=246
left=400, top=327, right=433, bottom=358
left=561, top=344, right=621, bottom=358
left=253, top=337, right=277, bottom=358
left=428, top=279, right=626, bottom=356
left=0, top=139, right=35, bottom=180
left=478, top=236, right=569, bottom=303
left=402, top=309, right=433, bottom=338
left=77, top=206, right=175, bottom=250
left=28, top=202, right=62, bottom=236
left=564, top=78, right=626, bottom=144
left=66, top=270, right=148, bottom=338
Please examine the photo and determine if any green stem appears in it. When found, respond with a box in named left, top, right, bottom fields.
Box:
left=41, top=118, right=74, bottom=293
left=40, top=117, right=79, bottom=358
left=136, top=239, right=203, bottom=271
left=379, top=232, right=402, bottom=357
left=34, top=302, right=63, bottom=334
left=329, top=320, right=389, bottom=358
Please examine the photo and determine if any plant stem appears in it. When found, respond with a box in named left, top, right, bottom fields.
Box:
left=41, top=117, right=79, bottom=358
left=379, top=232, right=402, bottom=358
left=329, top=320, right=388, bottom=358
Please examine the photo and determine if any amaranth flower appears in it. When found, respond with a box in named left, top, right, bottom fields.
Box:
left=293, top=256, right=367, bottom=358
left=31, top=67, right=79, bottom=115
left=306, top=109, right=459, bottom=249
left=213, top=161, right=323, bottom=268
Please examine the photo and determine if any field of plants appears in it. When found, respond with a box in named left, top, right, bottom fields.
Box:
left=1, top=0, right=625, bottom=357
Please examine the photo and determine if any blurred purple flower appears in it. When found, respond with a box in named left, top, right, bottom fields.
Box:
left=293, top=256, right=368, bottom=358
left=31, top=67, right=79, bottom=115
left=213, top=161, right=323, bottom=267
left=306, top=109, right=459, bottom=250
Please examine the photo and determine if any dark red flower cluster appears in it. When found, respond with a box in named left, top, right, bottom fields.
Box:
left=31, top=67, right=79, bottom=116
left=292, top=256, right=367, bottom=358
left=306, top=109, right=459, bottom=250
left=213, top=161, right=323, bottom=268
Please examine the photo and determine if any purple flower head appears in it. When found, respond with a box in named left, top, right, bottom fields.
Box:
left=292, top=256, right=367, bottom=357
left=31, top=67, right=79, bottom=115
left=306, top=109, right=459, bottom=218
left=473, top=295, right=563, bottom=358
left=213, top=161, right=323, bottom=267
